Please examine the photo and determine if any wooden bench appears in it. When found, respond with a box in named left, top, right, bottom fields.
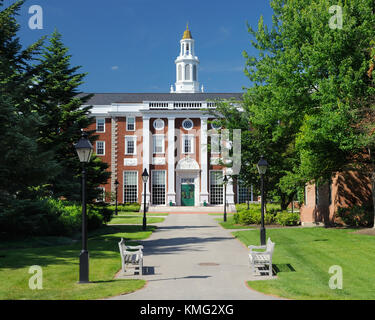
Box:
left=118, top=238, right=143, bottom=275
left=248, top=238, right=275, bottom=276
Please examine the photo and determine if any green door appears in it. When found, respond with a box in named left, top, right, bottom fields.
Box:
left=181, top=184, right=195, bottom=206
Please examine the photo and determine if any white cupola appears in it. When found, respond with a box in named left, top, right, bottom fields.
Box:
left=171, top=24, right=201, bottom=93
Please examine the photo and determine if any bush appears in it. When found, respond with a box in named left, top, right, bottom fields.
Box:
left=235, top=208, right=275, bottom=225
left=0, top=198, right=113, bottom=237
left=108, top=202, right=140, bottom=213
left=336, top=205, right=373, bottom=227
left=275, top=211, right=300, bottom=226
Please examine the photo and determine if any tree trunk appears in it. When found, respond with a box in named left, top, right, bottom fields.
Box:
left=372, top=172, right=375, bottom=228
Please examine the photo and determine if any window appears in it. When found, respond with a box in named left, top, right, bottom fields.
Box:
left=125, top=136, right=137, bottom=155
left=315, top=184, right=319, bottom=206
left=210, top=134, right=220, bottom=154
left=182, top=119, right=194, bottom=130
left=124, top=171, right=138, bottom=203
left=178, top=65, right=182, bottom=81
left=96, top=187, right=105, bottom=202
left=153, top=119, right=164, bottom=131
left=96, top=118, right=105, bottom=132
left=193, top=65, right=197, bottom=81
left=153, top=135, right=165, bottom=154
left=182, top=135, right=194, bottom=154
left=238, top=182, right=249, bottom=204
left=127, top=116, right=135, bottom=131
left=210, top=171, right=223, bottom=205
left=211, top=121, right=221, bottom=130
left=152, top=171, right=166, bottom=205
left=304, top=185, right=308, bottom=206
left=185, top=64, right=190, bottom=80
left=96, top=141, right=105, bottom=155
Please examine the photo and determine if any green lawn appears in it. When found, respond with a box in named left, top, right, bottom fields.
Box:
left=0, top=225, right=156, bottom=299
left=233, top=227, right=375, bottom=300
left=117, top=212, right=169, bottom=216
left=108, top=215, right=165, bottom=225
left=216, top=216, right=254, bottom=229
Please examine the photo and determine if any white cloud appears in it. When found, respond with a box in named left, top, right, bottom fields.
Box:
left=111, top=66, right=119, bottom=70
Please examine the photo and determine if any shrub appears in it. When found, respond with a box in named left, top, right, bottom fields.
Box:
left=275, top=211, right=300, bottom=226
left=108, top=202, right=140, bottom=212
left=235, top=208, right=274, bottom=225
left=336, top=206, right=373, bottom=227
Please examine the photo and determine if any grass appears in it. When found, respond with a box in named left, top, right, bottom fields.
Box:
left=108, top=215, right=165, bottom=225
left=216, top=216, right=255, bottom=229
left=233, top=227, right=375, bottom=300
left=0, top=224, right=157, bottom=300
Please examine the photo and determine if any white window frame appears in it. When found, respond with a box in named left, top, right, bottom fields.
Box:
left=96, top=141, right=105, bottom=156
left=151, top=170, right=166, bottom=205
left=210, top=134, right=220, bottom=154
left=182, top=134, right=194, bottom=154
left=123, top=171, right=138, bottom=203
left=96, top=118, right=105, bottom=133
left=209, top=170, right=224, bottom=205
left=153, top=134, right=165, bottom=154
left=126, top=116, right=136, bottom=131
left=125, top=136, right=137, bottom=155
left=96, top=187, right=105, bottom=202
left=153, top=119, right=165, bottom=131
left=182, top=118, right=194, bottom=130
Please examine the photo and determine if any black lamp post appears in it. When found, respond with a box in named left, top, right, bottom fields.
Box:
left=142, top=168, right=149, bottom=231
left=114, top=179, right=119, bottom=216
left=257, top=155, right=268, bottom=246
left=223, top=175, right=228, bottom=222
left=74, top=131, right=93, bottom=284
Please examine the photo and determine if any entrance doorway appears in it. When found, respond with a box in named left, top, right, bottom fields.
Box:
left=181, top=184, right=195, bottom=206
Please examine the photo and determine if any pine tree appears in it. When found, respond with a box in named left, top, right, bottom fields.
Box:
left=0, top=0, right=58, bottom=200
left=33, top=30, right=110, bottom=202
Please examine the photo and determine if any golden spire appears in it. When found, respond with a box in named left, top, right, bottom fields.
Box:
left=182, top=23, right=192, bottom=39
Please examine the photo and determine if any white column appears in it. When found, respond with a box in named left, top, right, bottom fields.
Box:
left=167, top=117, right=176, bottom=204
left=200, top=117, right=209, bottom=205
left=142, top=116, right=151, bottom=208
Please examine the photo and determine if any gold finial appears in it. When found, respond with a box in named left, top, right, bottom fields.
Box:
left=182, top=23, right=192, bottom=39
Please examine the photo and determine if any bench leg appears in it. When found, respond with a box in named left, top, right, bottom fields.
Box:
left=269, top=263, right=272, bottom=276
left=139, top=259, right=143, bottom=275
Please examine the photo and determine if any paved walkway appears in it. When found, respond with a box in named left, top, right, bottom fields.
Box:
left=109, top=214, right=280, bottom=300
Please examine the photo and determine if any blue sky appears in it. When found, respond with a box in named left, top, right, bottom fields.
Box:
left=14, top=0, right=274, bottom=93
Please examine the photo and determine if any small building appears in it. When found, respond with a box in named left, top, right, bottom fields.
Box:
left=300, top=171, right=372, bottom=226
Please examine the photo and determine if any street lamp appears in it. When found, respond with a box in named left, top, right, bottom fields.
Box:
left=142, top=168, right=149, bottom=231
left=74, top=131, right=93, bottom=283
left=114, top=179, right=119, bottom=216
left=257, top=155, right=268, bottom=246
left=223, top=175, right=228, bottom=222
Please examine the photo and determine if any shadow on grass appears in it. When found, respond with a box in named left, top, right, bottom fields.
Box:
left=1, top=224, right=157, bottom=269
left=273, top=263, right=296, bottom=273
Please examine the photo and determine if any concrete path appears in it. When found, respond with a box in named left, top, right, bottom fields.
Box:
left=109, top=214, right=280, bottom=300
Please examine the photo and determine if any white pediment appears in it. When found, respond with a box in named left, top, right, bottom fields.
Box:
left=176, top=157, right=200, bottom=171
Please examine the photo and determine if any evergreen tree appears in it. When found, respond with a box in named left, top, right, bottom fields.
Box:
left=0, top=0, right=58, bottom=200
left=33, top=30, right=110, bottom=202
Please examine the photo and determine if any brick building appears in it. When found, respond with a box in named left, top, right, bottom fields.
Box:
left=83, top=26, right=251, bottom=210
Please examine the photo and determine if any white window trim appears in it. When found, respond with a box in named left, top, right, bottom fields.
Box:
left=182, top=118, right=194, bottom=130
left=153, top=134, right=165, bottom=154
left=123, top=171, right=138, bottom=203
left=182, top=134, right=195, bottom=154
left=96, top=118, right=105, bottom=133
left=96, top=187, right=105, bottom=202
left=125, top=135, right=137, bottom=155
left=151, top=170, right=166, bottom=205
left=210, top=134, right=220, bottom=155
left=153, top=118, right=165, bottom=131
left=126, top=116, right=136, bottom=131
left=96, top=141, right=105, bottom=156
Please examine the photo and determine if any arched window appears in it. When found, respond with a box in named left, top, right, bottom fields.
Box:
left=193, top=65, right=197, bottom=81
left=185, top=64, right=190, bottom=80
left=178, top=65, right=182, bottom=81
